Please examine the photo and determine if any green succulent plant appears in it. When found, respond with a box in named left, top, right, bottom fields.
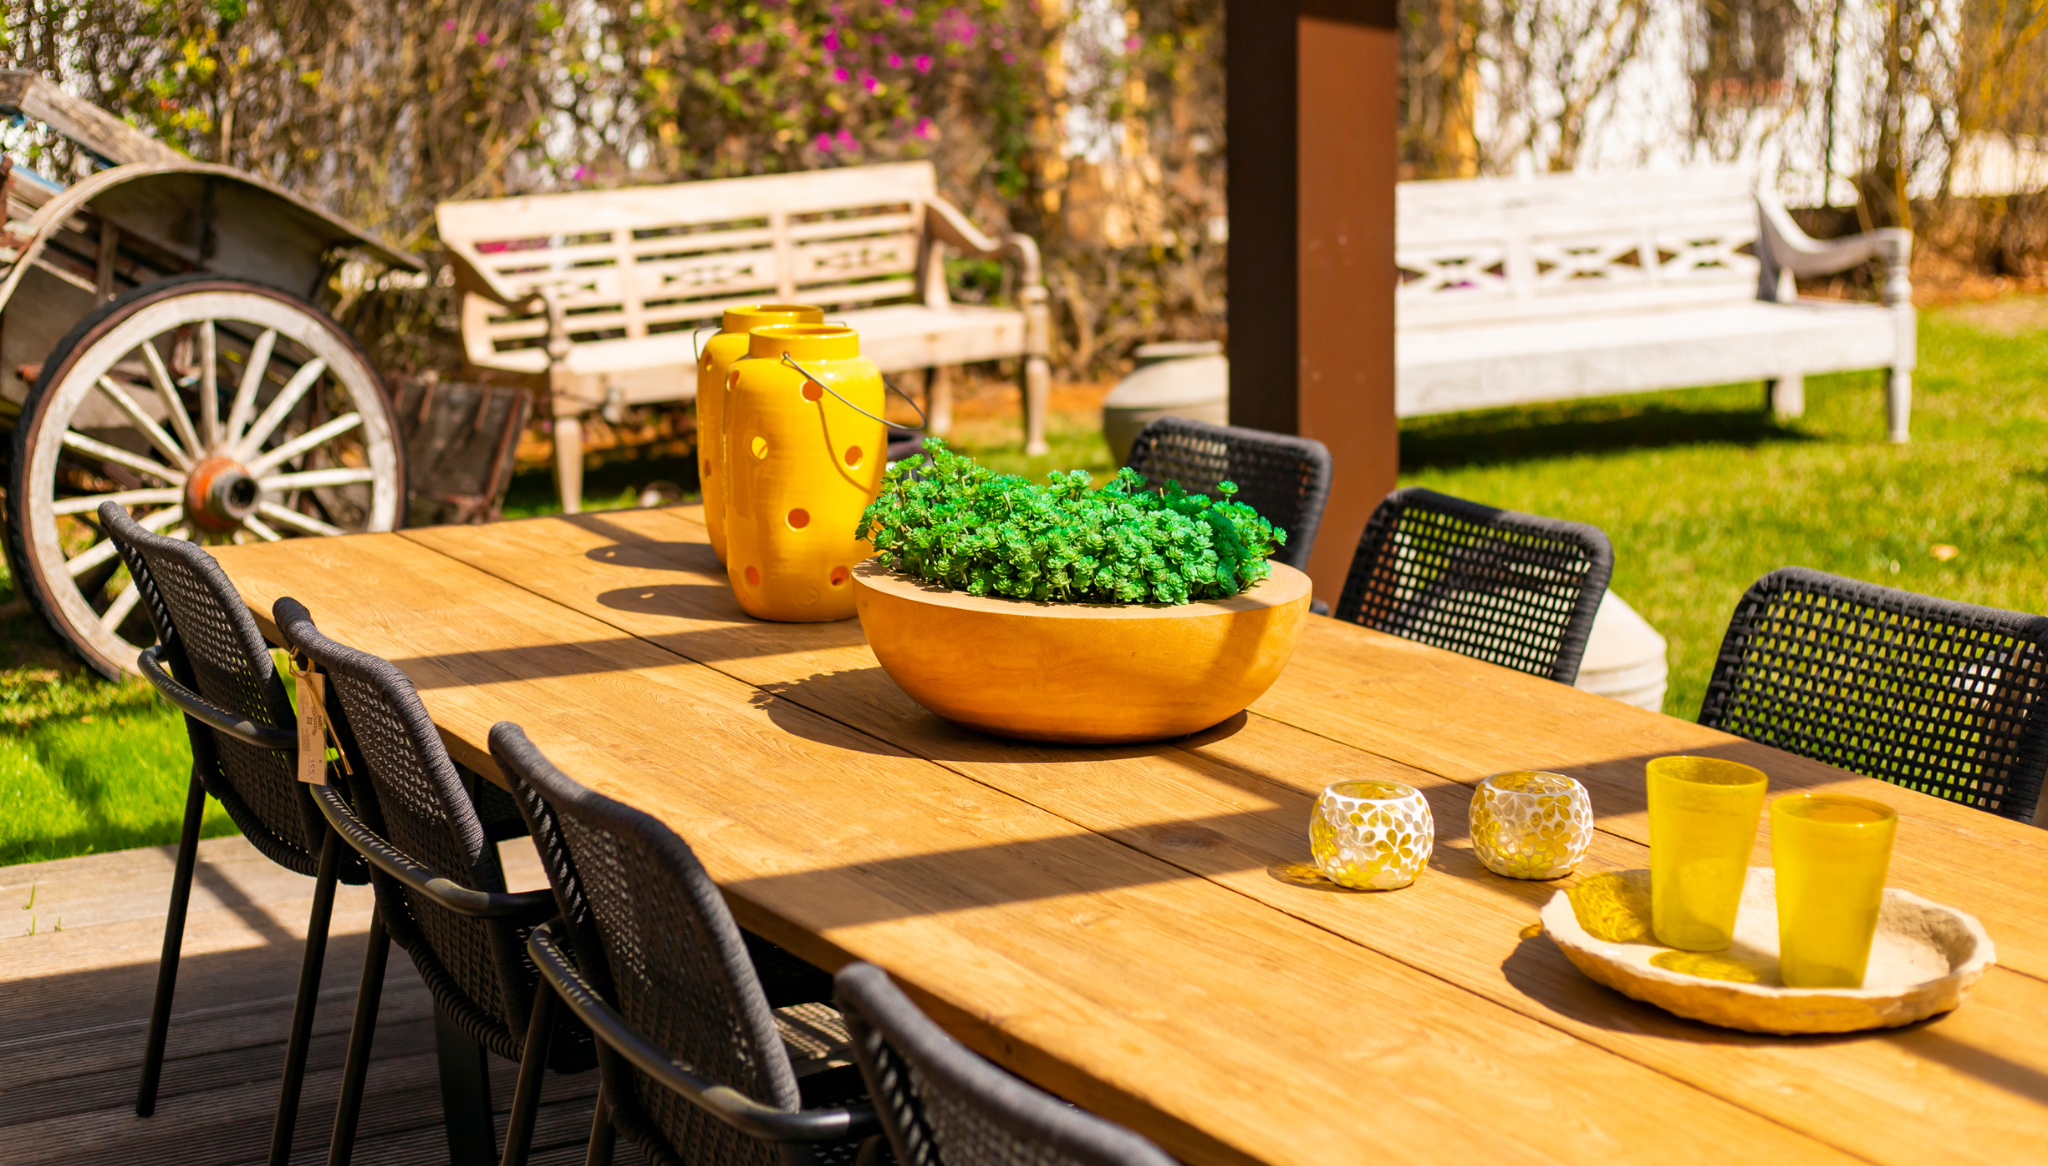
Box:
left=856, top=439, right=1285, bottom=605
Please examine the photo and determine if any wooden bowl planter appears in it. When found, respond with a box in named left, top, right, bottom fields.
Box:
left=853, top=559, right=1314, bottom=744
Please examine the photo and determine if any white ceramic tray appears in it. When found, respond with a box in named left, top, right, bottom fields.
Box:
left=1540, top=868, right=1996, bottom=1034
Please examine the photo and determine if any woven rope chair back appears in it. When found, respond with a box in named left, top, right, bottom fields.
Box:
left=835, top=962, right=1178, bottom=1166
left=1124, top=417, right=1332, bottom=572
left=491, top=723, right=803, bottom=1166
left=99, top=503, right=331, bottom=875
left=1333, top=488, right=1614, bottom=685
left=1701, top=567, right=2048, bottom=823
left=273, top=599, right=542, bottom=1060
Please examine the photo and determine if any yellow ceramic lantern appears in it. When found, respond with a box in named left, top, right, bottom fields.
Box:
left=724, top=324, right=885, bottom=622
left=698, top=304, right=825, bottom=564
left=1470, top=770, right=1595, bottom=880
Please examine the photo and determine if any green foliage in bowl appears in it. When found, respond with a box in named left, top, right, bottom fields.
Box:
left=856, top=440, right=1286, bottom=605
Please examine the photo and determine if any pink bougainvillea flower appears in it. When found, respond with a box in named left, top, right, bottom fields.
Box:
left=570, top=165, right=589, bottom=181
left=913, top=53, right=933, bottom=73
left=475, top=29, right=489, bottom=44
left=835, top=128, right=858, bottom=150
left=709, top=22, right=731, bottom=40
left=823, top=31, right=840, bottom=51
left=914, top=117, right=936, bottom=140
left=816, top=132, right=835, bottom=153
left=1002, top=51, right=1015, bottom=64
left=1126, top=35, right=1142, bottom=52
left=491, top=54, right=505, bottom=68
left=442, top=19, right=456, bottom=31
left=888, top=53, right=903, bottom=68
left=833, top=66, right=850, bottom=82
left=862, top=74, right=880, bottom=93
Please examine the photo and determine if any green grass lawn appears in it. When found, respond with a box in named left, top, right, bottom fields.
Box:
left=1, top=299, right=2041, bottom=866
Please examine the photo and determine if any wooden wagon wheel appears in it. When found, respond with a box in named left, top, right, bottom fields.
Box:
left=6, top=275, right=405, bottom=679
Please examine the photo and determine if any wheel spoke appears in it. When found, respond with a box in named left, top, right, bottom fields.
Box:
left=99, top=582, right=142, bottom=635
left=64, top=506, right=181, bottom=578
left=140, top=342, right=204, bottom=462
left=256, top=501, right=342, bottom=537
left=241, top=515, right=284, bottom=542
left=258, top=466, right=376, bottom=491
left=61, top=430, right=186, bottom=484
left=53, top=486, right=182, bottom=516
left=225, top=328, right=276, bottom=444
left=197, top=319, right=220, bottom=450
left=246, top=412, right=362, bottom=475
left=236, top=357, right=327, bottom=459
left=95, top=376, right=194, bottom=471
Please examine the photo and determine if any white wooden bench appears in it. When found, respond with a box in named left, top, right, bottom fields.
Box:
left=1395, top=166, right=1916, bottom=440
left=436, top=162, right=1050, bottom=511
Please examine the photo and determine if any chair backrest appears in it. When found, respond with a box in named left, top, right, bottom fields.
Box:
left=274, top=599, right=536, bottom=1059
left=490, top=722, right=803, bottom=1166
left=1397, top=165, right=1761, bottom=330
left=1700, top=567, right=2048, bottom=823
left=1333, top=488, right=1614, bottom=685
left=1124, top=417, right=1332, bottom=573
left=834, top=962, right=1179, bottom=1166
left=437, top=161, right=942, bottom=369
left=100, top=504, right=328, bottom=876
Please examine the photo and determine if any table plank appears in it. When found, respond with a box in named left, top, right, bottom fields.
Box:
left=211, top=533, right=1854, bottom=1166
left=396, top=507, right=2048, bottom=1166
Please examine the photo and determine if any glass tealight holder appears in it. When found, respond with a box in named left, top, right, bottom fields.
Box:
left=1470, top=771, right=1594, bottom=879
left=1311, top=780, right=1434, bottom=890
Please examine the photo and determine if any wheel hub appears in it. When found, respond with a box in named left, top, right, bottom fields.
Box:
left=185, top=456, right=260, bottom=532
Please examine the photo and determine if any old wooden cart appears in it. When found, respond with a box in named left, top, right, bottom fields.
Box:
left=0, top=72, right=421, bottom=678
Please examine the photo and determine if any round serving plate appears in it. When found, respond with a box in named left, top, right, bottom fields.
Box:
left=1540, top=867, right=1995, bottom=1034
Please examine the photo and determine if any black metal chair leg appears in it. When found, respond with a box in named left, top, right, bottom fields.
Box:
left=583, top=1080, right=615, bottom=1166
left=435, top=1003, right=497, bottom=1166
left=136, top=770, right=207, bottom=1117
left=268, top=830, right=342, bottom=1165
left=327, top=910, right=390, bottom=1166
left=499, top=987, right=557, bottom=1166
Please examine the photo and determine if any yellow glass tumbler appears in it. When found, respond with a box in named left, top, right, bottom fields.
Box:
left=1647, top=756, right=1768, bottom=951
left=724, top=324, right=885, bottom=622
left=1771, top=794, right=1897, bottom=988
left=698, top=304, right=825, bottom=565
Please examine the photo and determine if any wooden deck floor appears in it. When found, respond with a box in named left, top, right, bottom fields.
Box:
left=0, top=835, right=642, bottom=1165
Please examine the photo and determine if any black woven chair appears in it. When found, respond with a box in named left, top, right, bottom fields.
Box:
left=272, top=599, right=594, bottom=1166
left=835, top=962, right=1178, bottom=1166
left=100, top=504, right=368, bottom=1164
left=1332, top=487, right=1614, bottom=685
left=490, top=722, right=882, bottom=1166
left=1124, top=416, right=1332, bottom=573
left=1701, top=567, right=2048, bottom=823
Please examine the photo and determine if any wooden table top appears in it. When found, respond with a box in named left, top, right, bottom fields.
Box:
left=210, top=507, right=2048, bottom=1166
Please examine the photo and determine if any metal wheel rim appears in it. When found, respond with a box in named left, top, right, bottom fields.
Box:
left=22, top=288, right=400, bottom=675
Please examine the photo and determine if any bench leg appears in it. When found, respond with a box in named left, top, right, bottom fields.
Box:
left=1767, top=375, right=1804, bottom=421
left=1023, top=354, right=1050, bottom=457
left=553, top=413, right=585, bottom=514
left=1886, top=367, right=1911, bottom=443
left=926, top=366, right=955, bottom=438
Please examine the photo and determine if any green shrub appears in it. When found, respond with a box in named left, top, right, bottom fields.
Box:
left=857, top=439, right=1283, bottom=604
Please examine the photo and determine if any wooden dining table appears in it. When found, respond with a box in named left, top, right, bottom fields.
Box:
left=209, top=506, right=2048, bottom=1166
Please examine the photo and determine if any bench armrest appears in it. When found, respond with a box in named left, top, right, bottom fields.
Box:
left=443, top=240, right=547, bottom=312
left=1756, top=189, right=1912, bottom=307
left=921, top=198, right=1049, bottom=359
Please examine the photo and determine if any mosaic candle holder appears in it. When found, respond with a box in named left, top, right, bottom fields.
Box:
left=1470, top=770, right=1594, bottom=880
left=1311, top=780, right=1435, bottom=890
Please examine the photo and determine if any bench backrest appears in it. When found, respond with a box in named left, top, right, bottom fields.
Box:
left=1397, top=165, right=1763, bottom=329
left=436, top=161, right=942, bottom=357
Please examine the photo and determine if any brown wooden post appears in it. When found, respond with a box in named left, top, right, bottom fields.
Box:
left=1227, top=0, right=1399, bottom=603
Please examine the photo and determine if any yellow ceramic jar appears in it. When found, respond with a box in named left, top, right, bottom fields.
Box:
left=724, top=324, right=885, bottom=621
left=698, top=304, right=824, bottom=564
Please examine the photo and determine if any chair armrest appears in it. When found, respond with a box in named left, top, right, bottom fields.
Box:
left=1755, top=189, right=1912, bottom=307
left=313, top=784, right=556, bottom=921
left=528, top=922, right=881, bottom=1144
left=139, top=644, right=297, bottom=751
left=923, top=197, right=1044, bottom=295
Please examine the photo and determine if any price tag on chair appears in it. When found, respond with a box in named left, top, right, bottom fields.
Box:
left=293, top=654, right=328, bottom=786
